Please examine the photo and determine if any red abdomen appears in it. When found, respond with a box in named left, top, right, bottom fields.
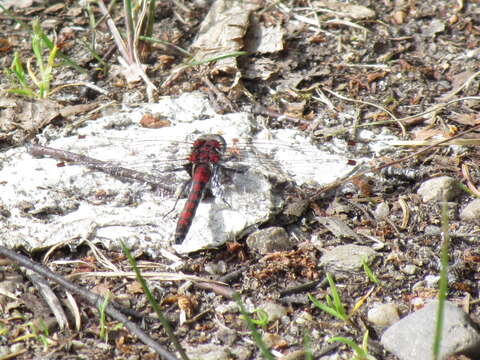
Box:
left=174, top=135, right=226, bottom=244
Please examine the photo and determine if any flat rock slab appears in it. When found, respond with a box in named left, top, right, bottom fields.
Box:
left=381, top=301, right=480, bottom=360
left=0, top=92, right=372, bottom=255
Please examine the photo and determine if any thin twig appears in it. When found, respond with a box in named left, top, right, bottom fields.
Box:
left=202, top=76, right=237, bottom=112
left=26, top=143, right=176, bottom=194
left=323, top=88, right=407, bottom=137
left=310, top=123, right=480, bottom=202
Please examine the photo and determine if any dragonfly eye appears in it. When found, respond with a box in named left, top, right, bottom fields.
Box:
left=195, top=134, right=227, bottom=153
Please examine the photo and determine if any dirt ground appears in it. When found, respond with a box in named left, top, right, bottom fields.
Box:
left=1, top=0, right=480, bottom=359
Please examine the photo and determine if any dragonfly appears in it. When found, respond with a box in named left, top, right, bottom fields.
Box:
left=28, top=133, right=234, bottom=246
left=25, top=123, right=360, bottom=251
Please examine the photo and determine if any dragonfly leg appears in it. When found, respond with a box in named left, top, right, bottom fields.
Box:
left=162, top=179, right=191, bottom=219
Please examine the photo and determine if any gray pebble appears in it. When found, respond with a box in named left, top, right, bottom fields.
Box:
left=258, top=302, right=288, bottom=322
left=374, top=202, right=390, bottom=221
left=460, top=199, right=480, bottom=223
left=368, top=303, right=400, bottom=327
left=417, top=176, right=461, bottom=202
left=320, top=244, right=377, bottom=272
left=381, top=301, right=480, bottom=360
left=186, top=344, right=230, bottom=360
left=246, top=227, right=293, bottom=254
left=401, top=264, right=418, bottom=275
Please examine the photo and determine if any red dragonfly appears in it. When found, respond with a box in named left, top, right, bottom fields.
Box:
left=28, top=134, right=239, bottom=246
left=171, top=134, right=226, bottom=244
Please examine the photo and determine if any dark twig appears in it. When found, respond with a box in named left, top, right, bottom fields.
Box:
left=27, top=143, right=176, bottom=194
left=195, top=281, right=236, bottom=298
left=279, top=279, right=325, bottom=297
left=217, top=267, right=246, bottom=284
left=0, top=246, right=179, bottom=360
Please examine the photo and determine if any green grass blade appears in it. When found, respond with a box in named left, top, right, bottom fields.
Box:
left=139, top=36, right=191, bottom=57
left=6, top=88, right=35, bottom=98
left=249, top=308, right=269, bottom=327
left=326, top=273, right=347, bottom=319
left=303, top=332, right=313, bottom=360
left=362, top=258, right=379, bottom=284
left=233, top=292, right=274, bottom=360
left=187, top=51, right=248, bottom=66
left=432, top=201, right=450, bottom=360
left=98, top=293, right=109, bottom=341
left=120, top=241, right=190, bottom=360
left=361, top=330, right=369, bottom=350
left=308, top=293, right=345, bottom=321
left=328, top=336, right=367, bottom=358
left=145, top=0, right=156, bottom=37
left=10, top=52, right=28, bottom=87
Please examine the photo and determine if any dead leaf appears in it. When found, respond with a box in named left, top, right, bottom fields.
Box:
left=245, top=17, right=284, bottom=54
left=190, top=0, right=258, bottom=74
left=242, top=58, right=279, bottom=80
left=439, top=70, right=475, bottom=102
left=392, top=9, right=406, bottom=24
left=91, top=282, right=111, bottom=297
left=0, top=97, right=63, bottom=144
left=413, top=127, right=444, bottom=141
left=0, top=39, right=12, bottom=52
left=45, top=3, right=64, bottom=13
left=139, top=113, right=171, bottom=128
left=126, top=281, right=144, bottom=294
left=178, top=295, right=196, bottom=318
left=452, top=114, right=480, bottom=126
left=367, top=71, right=387, bottom=83
left=314, top=0, right=376, bottom=20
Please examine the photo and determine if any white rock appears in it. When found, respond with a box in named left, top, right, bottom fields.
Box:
left=368, top=303, right=400, bottom=327
left=460, top=199, right=480, bottom=223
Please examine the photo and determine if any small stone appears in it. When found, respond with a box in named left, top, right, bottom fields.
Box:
left=216, top=301, right=238, bottom=314
left=258, top=302, right=288, bottom=322
left=230, top=346, right=252, bottom=360
left=71, top=340, right=86, bottom=350
left=0, top=347, right=8, bottom=357
left=216, top=328, right=237, bottom=346
left=381, top=301, right=480, bottom=360
left=401, top=264, right=418, bottom=275
left=320, top=244, right=377, bottom=272
left=204, top=260, right=227, bottom=275
left=460, top=199, right=480, bottom=223
left=424, top=225, right=441, bottom=235
left=295, top=311, right=313, bottom=325
left=417, top=176, right=461, bottom=202
left=186, top=344, right=230, bottom=360
left=278, top=350, right=306, bottom=360
left=423, top=19, right=445, bottom=37
left=246, top=227, right=293, bottom=254
left=410, top=297, right=426, bottom=309
left=367, top=303, right=400, bottom=327
left=10, top=343, right=24, bottom=353
left=374, top=202, right=390, bottom=220
left=424, top=274, right=440, bottom=288
left=262, top=333, right=288, bottom=349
